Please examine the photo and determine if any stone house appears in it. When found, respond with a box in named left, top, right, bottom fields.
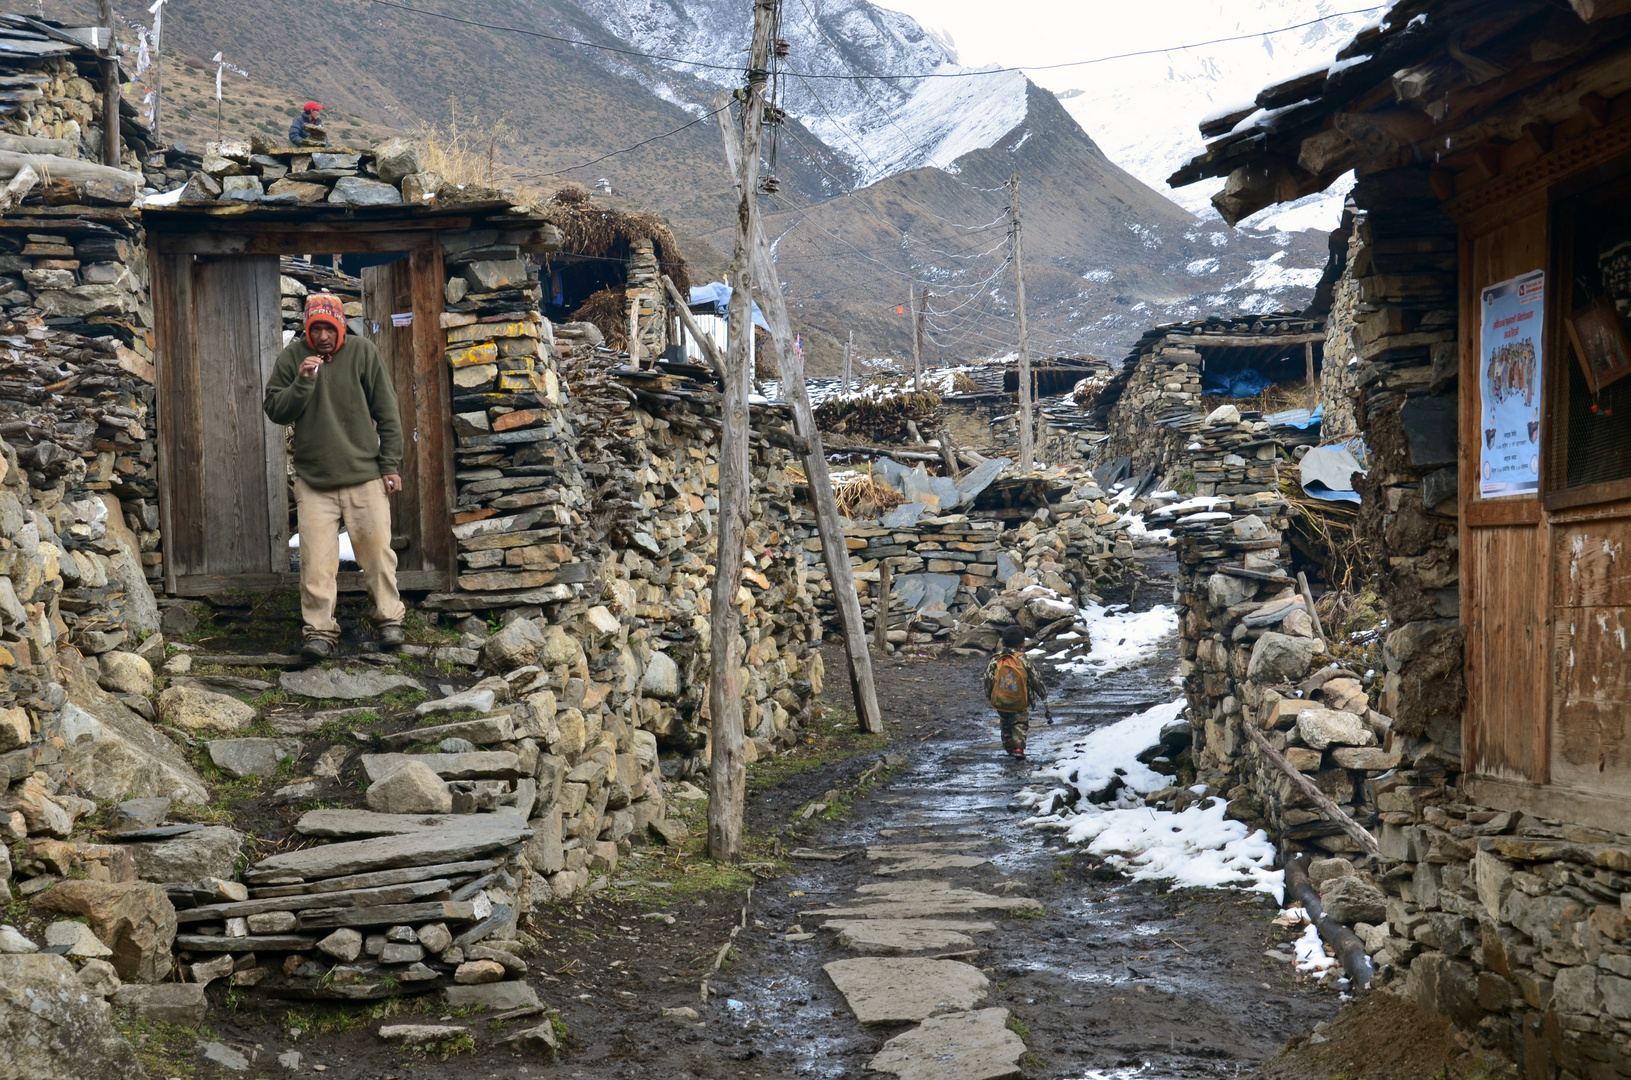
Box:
left=1175, top=1, right=1631, bottom=1074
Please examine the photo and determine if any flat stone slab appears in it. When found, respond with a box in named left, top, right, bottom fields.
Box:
left=279, top=668, right=423, bottom=700
left=867, top=850, right=992, bottom=875
left=360, top=752, right=519, bottom=782
left=378, top=714, right=514, bottom=750
left=246, top=822, right=530, bottom=883
left=804, top=881, right=1041, bottom=920
left=443, top=980, right=539, bottom=1011
left=294, top=807, right=523, bottom=837
left=823, top=957, right=988, bottom=1024
left=869, top=1008, right=1026, bottom=1080
left=823, top=918, right=995, bottom=955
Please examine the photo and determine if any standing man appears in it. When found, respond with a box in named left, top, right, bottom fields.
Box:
left=264, top=293, right=406, bottom=660
left=289, top=101, right=323, bottom=146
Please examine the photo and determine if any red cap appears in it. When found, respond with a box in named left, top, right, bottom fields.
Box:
left=304, top=101, right=323, bottom=112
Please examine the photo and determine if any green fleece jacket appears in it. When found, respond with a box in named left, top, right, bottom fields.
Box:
left=263, top=335, right=403, bottom=489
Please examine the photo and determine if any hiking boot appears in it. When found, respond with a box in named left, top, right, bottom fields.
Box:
left=299, top=637, right=334, bottom=662
left=378, top=624, right=405, bottom=649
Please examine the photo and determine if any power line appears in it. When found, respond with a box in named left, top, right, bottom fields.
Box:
left=362, top=0, right=1387, bottom=82
left=515, top=102, right=730, bottom=178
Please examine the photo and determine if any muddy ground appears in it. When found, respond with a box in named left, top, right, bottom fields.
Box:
left=120, top=595, right=1478, bottom=1080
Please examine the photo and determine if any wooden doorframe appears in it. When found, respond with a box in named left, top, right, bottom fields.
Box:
left=147, top=220, right=456, bottom=597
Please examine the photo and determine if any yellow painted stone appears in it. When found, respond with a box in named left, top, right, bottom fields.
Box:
left=447, top=341, right=498, bottom=368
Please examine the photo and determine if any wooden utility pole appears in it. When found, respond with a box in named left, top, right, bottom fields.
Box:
left=908, top=282, right=922, bottom=392
left=874, top=559, right=891, bottom=650
left=715, top=92, right=885, bottom=738
left=1009, top=174, right=1033, bottom=473
left=842, top=330, right=853, bottom=395
left=97, top=0, right=119, bottom=167
left=704, top=5, right=775, bottom=863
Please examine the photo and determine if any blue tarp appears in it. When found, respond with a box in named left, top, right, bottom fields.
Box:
left=1264, top=403, right=1324, bottom=430
left=1202, top=366, right=1275, bottom=398
left=689, top=282, right=770, bottom=332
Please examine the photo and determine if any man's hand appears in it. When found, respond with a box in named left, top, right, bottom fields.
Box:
left=299, top=355, right=324, bottom=378
left=383, top=474, right=403, bottom=494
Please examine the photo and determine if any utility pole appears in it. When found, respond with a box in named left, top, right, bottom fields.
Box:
left=842, top=330, right=852, bottom=396
left=1009, top=173, right=1033, bottom=473
left=97, top=0, right=119, bottom=167
left=705, top=4, right=775, bottom=864
left=909, top=282, right=922, bottom=393
left=716, top=92, right=886, bottom=739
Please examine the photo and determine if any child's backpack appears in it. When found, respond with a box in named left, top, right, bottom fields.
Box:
left=989, top=653, right=1029, bottom=711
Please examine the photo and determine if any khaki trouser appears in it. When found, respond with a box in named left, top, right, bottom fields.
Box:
left=294, top=476, right=404, bottom=643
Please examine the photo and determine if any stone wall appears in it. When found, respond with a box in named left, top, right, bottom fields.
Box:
left=1318, top=219, right=1362, bottom=438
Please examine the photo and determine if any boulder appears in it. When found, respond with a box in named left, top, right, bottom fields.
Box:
left=1246, top=633, right=1323, bottom=684
left=538, top=624, right=583, bottom=668
left=45, top=920, right=113, bottom=958
left=1295, top=708, right=1375, bottom=750
left=639, top=650, right=680, bottom=699
left=372, top=137, right=420, bottom=184
left=1320, top=875, right=1388, bottom=925
left=77, top=957, right=121, bottom=997
left=107, top=798, right=170, bottom=835
left=0, top=954, right=147, bottom=1078
left=482, top=618, right=546, bottom=670
left=110, top=981, right=206, bottom=1023
left=57, top=678, right=210, bottom=805
left=316, top=927, right=363, bottom=961
left=461, top=259, right=529, bottom=293
left=0, top=924, right=35, bottom=953
left=328, top=176, right=402, bottom=205
left=157, top=685, right=256, bottom=733
left=0, top=704, right=27, bottom=751
left=126, top=825, right=244, bottom=884
left=453, top=959, right=505, bottom=984
left=98, top=651, right=154, bottom=696
left=206, top=738, right=304, bottom=779
left=31, top=881, right=176, bottom=982
left=365, top=760, right=453, bottom=815
left=1205, top=404, right=1241, bottom=426
left=278, top=668, right=422, bottom=700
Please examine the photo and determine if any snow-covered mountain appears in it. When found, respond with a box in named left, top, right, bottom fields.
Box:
left=1040, top=0, right=1373, bottom=227
left=571, top=0, right=1034, bottom=186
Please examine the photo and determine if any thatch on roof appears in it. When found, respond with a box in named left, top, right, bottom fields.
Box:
left=541, top=185, right=691, bottom=294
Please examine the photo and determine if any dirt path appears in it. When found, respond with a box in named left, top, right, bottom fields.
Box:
left=154, top=626, right=1354, bottom=1079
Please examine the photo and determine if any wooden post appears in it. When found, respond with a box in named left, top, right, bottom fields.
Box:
left=1297, top=571, right=1327, bottom=644
left=875, top=559, right=891, bottom=651
left=909, top=282, right=922, bottom=393
left=1009, top=174, right=1033, bottom=473
left=662, top=273, right=723, bottom=380
left=627, top=292, right=642, bottom=368
left=716, top=93, right=886, bottom=737
left=97, top=0, right=119, bottom=168
left=842, top=330, right=852, bottom=395
left=1305, top=339, right=1317, bottom=411
left=704, top=6, right=775, bottom=864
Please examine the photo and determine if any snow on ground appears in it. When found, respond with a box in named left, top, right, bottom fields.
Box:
left=1053, top=603, right=1179, bottom=674
left=1016, top=697, right=1284, bottom=900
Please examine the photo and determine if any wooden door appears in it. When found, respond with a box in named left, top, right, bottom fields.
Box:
left=154, top=254, right=286, bottom=591
left=361, top=251, right=454, bottom=580
left=1460, top=207, right=1551, bottom=782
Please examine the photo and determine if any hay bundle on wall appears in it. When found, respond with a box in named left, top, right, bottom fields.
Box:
left=543, top=186, right=691, bottom=294
left=570, top=286, right=630, bottom=352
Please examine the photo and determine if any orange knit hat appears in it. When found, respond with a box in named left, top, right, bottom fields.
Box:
left=303, top=293, right=346, bottom=351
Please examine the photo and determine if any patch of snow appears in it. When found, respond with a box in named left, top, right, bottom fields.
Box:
left=1064, top=798, right=1283, bottom=898
left=1185, top=258, right=1220, bottom=275
left=1035, top=698, right=1185, bottom=805
left=1231, top=250, right=1324, bottom=292
left=1057, top=603, right=1179, bottom=675
left=1083, top=269, right=1114, bottom=283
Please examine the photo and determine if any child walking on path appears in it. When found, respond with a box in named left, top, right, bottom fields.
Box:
left=984, top=624, right=1048, bottom=758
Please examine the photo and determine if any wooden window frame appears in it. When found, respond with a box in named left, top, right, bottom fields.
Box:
left=1542, top=151, right=1631, bottom=512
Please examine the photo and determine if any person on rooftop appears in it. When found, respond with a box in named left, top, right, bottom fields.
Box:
left=289, top=101, right=323, bottom=147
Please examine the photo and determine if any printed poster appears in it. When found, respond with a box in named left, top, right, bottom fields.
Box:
left=1479, top=269, right=1545, bottom=498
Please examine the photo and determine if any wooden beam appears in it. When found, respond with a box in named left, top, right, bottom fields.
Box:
left=1244, top=722, right=1381, bottom=857
left=1160, top=332, right=1326, bottom=349
left=662, top=273, right=723, bottom=380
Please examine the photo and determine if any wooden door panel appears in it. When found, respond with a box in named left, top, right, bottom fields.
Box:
left=1553, top=605, right=1631, bottom=793
left=1466, top=524, right=1547, bottom=781
left=1555, top=520, right=1631, bottom=607
left=361, top=250, right=452, bottom=578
